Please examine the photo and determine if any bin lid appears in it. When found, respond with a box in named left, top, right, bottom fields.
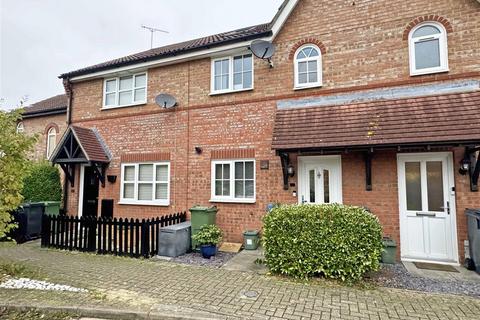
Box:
left=43, top=201, right=61, bottom=206
left=243, top=230, right=259, bottom=236
left=189, top=205, right=217, bottom=213
left=383, top=239, right=397, bottom=247
left=466, top=209, right=480, bottom=219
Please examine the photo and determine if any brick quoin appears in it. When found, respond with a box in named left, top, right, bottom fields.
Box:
left=65, top=0, right=480, bottom=260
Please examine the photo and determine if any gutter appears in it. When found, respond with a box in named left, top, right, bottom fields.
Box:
left=22, top=108, right=67, bottom=119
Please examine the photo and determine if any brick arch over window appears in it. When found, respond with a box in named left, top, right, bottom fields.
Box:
left=403, top=15, right=453, bottom=40
left=44, top=123, right=60, bottom=135
left=288, top=38, right=327, bottom=60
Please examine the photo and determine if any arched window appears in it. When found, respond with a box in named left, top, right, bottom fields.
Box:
left=409, top=22, right=448, bottom=75
left=16, top=122, right=24, bottom=133
left=294, top=44, right=322, bottom=89
left=46, top=127, right=57, bottom=159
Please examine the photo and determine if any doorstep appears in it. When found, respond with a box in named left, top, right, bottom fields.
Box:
left=221, top=247, right=267, bottom=274
left=402, top=261, right=480, bottom=282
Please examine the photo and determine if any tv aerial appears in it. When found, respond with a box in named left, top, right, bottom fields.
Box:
left=141, top=25, right=169, bottom=49
left=155, top=94, right=177, bottom=109
left=250, top=40, right=276, bottom=68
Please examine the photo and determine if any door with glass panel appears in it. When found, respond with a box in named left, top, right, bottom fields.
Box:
left=298, top=156, right=342, bottom=205
left=397, top=153, right=457, bottom=263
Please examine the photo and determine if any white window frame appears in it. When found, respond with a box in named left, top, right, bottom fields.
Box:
left=102, top=72, right=148, bottom=109
left=16, top=122, right=24, bottom=133
left=408, top=22, right=449, bottom=76
left=119, top=162, right=170, bottom=206
left=46, top=127, right=57, bottom=159
left=210, top=159, right=256, bottom=203
left=210, top=53, right=254, bottom=95
left=294, top=44, right=323, bottom=90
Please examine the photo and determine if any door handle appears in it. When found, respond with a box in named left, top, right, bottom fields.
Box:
left=440, top=201, right=450, bottom=215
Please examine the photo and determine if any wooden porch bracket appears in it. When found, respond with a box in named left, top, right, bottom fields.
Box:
left=59, top=163, right=75, bottom=187
left=92, top=162, right=107, bottom=188
left=465, top=146, right=480, bottom=192
left=279, top=152, right=291, bottom=191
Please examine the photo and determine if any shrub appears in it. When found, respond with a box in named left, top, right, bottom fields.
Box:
left=22, top=161, right=62, bottom=202
left=192, top=225, right=223, bottom=246
left=262, top=204, right=383, bottom=282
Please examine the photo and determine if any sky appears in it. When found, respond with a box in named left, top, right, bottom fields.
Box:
left=0, top=0, right=283, bottom=110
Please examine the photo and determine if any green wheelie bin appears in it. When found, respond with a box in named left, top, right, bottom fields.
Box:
left=190, top=205, right=218, bottom=250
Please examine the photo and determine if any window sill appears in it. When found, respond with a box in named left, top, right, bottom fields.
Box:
left=209, top=198, right=256, bottom=204
left=118, top=201, right=170, bottom=207
left=293, top=83, right=323, bottom=91
left=409, top=68, right=449, bottom=77
left=101, top=102, right=147, bottom=110
left=209, top=88, right=253, bottom=96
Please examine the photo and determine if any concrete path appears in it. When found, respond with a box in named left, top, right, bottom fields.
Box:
left=222, top=248, right=267, bottom=274
left=402, top=261, right=480, bottom=282
left=1, top=241, right=480, bottom=319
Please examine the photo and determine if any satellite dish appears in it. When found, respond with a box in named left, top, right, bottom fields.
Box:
left=250, top=40, right=275, bottom=68
left=155, top=93, right=177, bottom=109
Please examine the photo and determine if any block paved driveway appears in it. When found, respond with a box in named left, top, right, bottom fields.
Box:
left=0, top=241, right=479, bottom=320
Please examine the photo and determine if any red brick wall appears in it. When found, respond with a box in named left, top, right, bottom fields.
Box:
left=65, top=0, right=480, bottom=256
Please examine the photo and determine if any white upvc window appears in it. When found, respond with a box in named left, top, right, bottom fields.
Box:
left=16, top=122, right=24, bottom=133
left=103, top=72, right=147, bottom=108
left=294, top=44, right=322, bottom=89
left=408, top=22, right=449, bottom=76
left=210, top=159, right=255, bottom=203
left=211, top=54, right=253, bottom=94
left=46, top=127, right=57, bottom=159
left=120, top=162, right=170, bottom=206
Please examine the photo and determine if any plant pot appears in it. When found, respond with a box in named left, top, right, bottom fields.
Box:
left=200, top=244, right=217, bottom=259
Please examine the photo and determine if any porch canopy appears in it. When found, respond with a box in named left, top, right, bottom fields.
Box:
left=50, top=126, right=110, bottom=187
left=273, top=90, right=480, bottom=191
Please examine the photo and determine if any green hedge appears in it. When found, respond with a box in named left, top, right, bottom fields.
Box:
left=22, top=162, right=62, bottom=202
left=263, top=204, right=383, bottom=282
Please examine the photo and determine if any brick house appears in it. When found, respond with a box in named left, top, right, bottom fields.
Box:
left=18, top=94, right=67, bottom=162
left=52, top=0, right=480, bottom=264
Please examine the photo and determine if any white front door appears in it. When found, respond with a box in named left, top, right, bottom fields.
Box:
left=298, top=156, right=342, bottom=204
left=397, top=153, right=458, bottom=263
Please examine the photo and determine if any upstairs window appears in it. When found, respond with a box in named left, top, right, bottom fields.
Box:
left=120, top=162, right=170, bottom=206
left=46, top=127, right=57, bottom=159
left=409, top=22, right=448, bottom=75
left=294, top=44, right=322, bottom=89
left=211, top=54, right=253, bottom=94
left=103, top=72, right=147, bottom=108
left=16, top=122, right=24, bottom=133
left=211, top=159, right=255, bottom=203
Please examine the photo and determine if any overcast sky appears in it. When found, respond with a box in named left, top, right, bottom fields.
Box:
left=0, top=0, right=283, bottom=110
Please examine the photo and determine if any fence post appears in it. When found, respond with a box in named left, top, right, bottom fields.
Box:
left=41, top=214, right=49, bottom=247
left=141, top=219, right=149, bottom=258
left=88, top=216, right=96, bottom=252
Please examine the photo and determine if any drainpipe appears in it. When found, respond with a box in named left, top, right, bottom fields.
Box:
left=61, top=78, right=73, bottom=214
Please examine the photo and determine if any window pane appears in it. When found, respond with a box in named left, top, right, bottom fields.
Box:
left=47, top=135, right=56, bottom=157
left=119, top=76, right=133, bottom=90
left=308, top=72, right=318, bottom=83
left=105, top=93, right=116, bottom=105
left=243, top=55, right=252, bottom=71
left=245, top=161, right=254, bottom=179
left=245, top=180, right=254, bottom=198
left=156, top=165, right=168, bottom=181
left=123, top=183, right=134, bottom=199
left=323, top=169, right=330, bottom=204
left=308, top=60, right=317, bottom=72
left=298, top=73, right=308, bottom=84
left=221, top=75, right=229, bottom=90
left=106, top=79, right=116, bottom=92
left=233, top=56, right=242, bottom=73
left=235, top=162, right=244, bottom=179
left=124, top=166, right=135, bottom=181
left=303, top=47, right=312, bottom=57
left=427, top=161, right=444, bottom=212
left=155, top=183, right=168, bottom=200
left=135, top=74, right=146, bottom=87
left=235, top=181, right=244, bottom=198
left=234, top=73, right=242, bottom=89
left=214, top=61, right=222, bottom=76
left=309, top=169, right=316, bottom=203
left=405, top=162, right=422, bottom=211
left=215, top=164, right=223, bottom=179
left=134, top=88, right=145, bottom=102
left=215, top=180, right=222, bottom=196
left=413, top=25, right=441, bottom=38
left=221, top=59, right=229, bottom=74
left=297, top=50, right=306, bottom=59
left=298, top=61, right=307, bottom=73
left=139, top=164, right=153, bottom=181
left=243, top=71, right=252, bottom=89
left=309, top=48, right=319, bottom=57
left=119, top=91, right=132, bottom=105
left=138, top=183, right=153, bottom=200
left=214, top=76, right=222, bottom=91
left=222, top=181, right=230, bottom=195
left=223, top=164, right=230, bottom=179
left=415, top=39, right=441, bottom=69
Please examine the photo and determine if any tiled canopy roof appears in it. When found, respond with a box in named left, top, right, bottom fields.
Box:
left=60, top=23, right=271, bottom=78
left=71, top=126, right=110, bottom=163
left=22, top=94, right=67, bottom=117
left=272, top=91, right=480, bottom=151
